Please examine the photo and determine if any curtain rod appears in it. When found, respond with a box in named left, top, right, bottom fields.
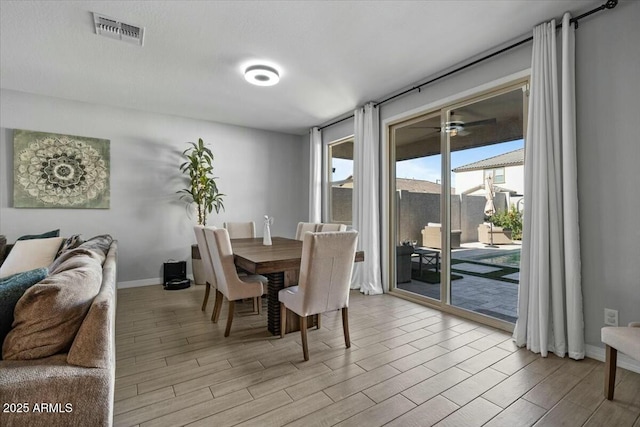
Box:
left=317, top=0, right=618, bottom=131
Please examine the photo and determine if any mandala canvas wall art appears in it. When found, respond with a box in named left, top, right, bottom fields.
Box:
left=13, top=130, right=110, bottom=208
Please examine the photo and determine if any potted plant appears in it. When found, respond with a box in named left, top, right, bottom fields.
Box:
left=179, top=138, right=225, bottom=225
left=178, top=138, right=225, bottom=284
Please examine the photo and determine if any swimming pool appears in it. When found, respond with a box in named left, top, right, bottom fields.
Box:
left=472, top=250, right=521, bottom=267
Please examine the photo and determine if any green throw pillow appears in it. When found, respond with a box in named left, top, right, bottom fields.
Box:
left=0, top=267, right=48, bottom=357
left=17, top=229, right=60, bottom=241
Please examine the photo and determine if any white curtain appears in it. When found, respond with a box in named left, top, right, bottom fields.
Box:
left=309, top=127, right=322, bottom=223
left=514, top=13, right=584, bottom=359
left=351, top=103, right=383, bottom=294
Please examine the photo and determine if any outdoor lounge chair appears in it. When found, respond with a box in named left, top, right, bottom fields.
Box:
left=421, top=223, right=460, bottom=249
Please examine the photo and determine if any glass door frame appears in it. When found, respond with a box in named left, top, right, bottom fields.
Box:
left=383, top=75, right=530, bottom=332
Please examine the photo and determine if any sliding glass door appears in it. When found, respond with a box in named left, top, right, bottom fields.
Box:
left=391, top=113, right=443, bottom=301
left=390, top=80, right=528, bottom=328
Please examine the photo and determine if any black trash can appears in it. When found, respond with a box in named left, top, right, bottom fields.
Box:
left=396, top=245, right=414, bottom=283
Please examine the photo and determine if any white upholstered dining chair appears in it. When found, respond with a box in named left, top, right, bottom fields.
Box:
left=317, top=223, right=347, bottom=232
left=278, top=231, right=358, bottom=361
left=223, top=220, right=262, bottom=310
left=295, top=223, right=347, bottom=241
left=601, top=322, right=640, bottom=399
left=204, top=228, right=265, bottom=336
left=224, top=222, right=256, bottom=239
left=295, top=222, right=319, bottom=241
left=193, top=225, right=221, bottom=321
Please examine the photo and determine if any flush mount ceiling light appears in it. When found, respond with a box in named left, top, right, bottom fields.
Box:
left=244, top=65, right=280, bottom=86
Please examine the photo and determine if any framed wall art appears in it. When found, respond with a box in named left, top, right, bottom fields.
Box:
left=13, top=129, right=110, bottom=209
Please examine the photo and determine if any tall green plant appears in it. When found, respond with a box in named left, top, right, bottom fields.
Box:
left=178, top=138, right=225, bottom=225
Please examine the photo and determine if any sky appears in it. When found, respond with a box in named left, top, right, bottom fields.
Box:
left=331, top=139, right=524, bottom=186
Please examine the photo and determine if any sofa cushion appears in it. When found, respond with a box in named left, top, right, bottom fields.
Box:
left=17, top=229, right=60, bottom=241
left=0, top=237, right=64, bottom=278
left=2, top=254, right=103, bottom=360
left=0, top=268, right=48, bottom=354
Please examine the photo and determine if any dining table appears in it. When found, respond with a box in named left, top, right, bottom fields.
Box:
left=230, top=236, right=364, bottom=335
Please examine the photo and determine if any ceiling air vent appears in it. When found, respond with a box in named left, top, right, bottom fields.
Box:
left=93, top=12, right=144, bottom=46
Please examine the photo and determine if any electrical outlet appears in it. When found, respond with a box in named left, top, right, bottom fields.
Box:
left=604, top=308, right=618, bottom=326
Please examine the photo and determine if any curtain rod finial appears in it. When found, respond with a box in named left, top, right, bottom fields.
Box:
left=605, top=0, right=618, bottom=9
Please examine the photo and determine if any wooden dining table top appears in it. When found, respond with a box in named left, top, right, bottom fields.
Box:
left=231, top=237, right=364, bottom=275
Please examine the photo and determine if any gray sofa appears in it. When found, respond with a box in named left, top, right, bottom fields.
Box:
left=0, top=241, right=117, bottom=427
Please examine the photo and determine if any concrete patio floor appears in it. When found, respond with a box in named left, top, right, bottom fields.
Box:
left=396, top=242, right=522, bottom=323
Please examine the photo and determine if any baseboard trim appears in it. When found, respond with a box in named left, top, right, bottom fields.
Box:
left=586, top=344, right=640, bottom=374
left=117, top=274, right=196, bottom=289
left=117, top=278, right=161, bottom=289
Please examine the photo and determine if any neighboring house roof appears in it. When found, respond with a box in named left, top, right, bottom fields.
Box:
left=396, top=178, right=447, bottom=193
left=336, top=176, right=450, bottom=193
left=452, top=148, right=524, bottom=172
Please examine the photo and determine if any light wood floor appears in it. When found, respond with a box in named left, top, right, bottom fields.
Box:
left=114, top=285, right=640, bottom=427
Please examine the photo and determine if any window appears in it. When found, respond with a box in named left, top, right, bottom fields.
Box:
left=485, top=167, right=505, bottom=184
left=328, top=138, right=353, bottom=224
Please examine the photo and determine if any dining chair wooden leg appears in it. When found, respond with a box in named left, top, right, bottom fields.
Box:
left=280, top=303, right=287, bottom=338
left=252, top=297, right=258, bottom=313
left=300, top=315, right=309, bottom=361
left=605, top=345, right=617, bottom=400
left=316, top=313, right=321, bottom=329
left=201, top=282, right=210, bottom=311
left=257, top=296, right=262, bottom=315
left=212, top=290, right=223, bottom=323
left=224, top=300, right=235, bottom=337
left=342, top=307, right=350, bottom=348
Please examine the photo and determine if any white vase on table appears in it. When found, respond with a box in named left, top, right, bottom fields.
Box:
left=263, top=215, right=273, bottom=246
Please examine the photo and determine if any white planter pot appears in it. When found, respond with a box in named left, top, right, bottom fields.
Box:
left=191, top=244, right=206, bottom=285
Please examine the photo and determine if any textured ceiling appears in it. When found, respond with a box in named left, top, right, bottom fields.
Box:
left=0, top=0, right=598, bottom=135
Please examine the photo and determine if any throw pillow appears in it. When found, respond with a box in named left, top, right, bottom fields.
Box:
left=49, top=235, right=113, bottom=273
left=77, top=234, right=113, bottom=257
left=56, top=234, right=84, bottom=258
left=0, top=237, right=64, bottom=279
left=49, top=247, right=104, bottom=275
left=2, top=254, right=102, bottom=360
left=16, top=229, right=60, bottom=241
left=0, top=267, right=48, bottom=357
left=0, top=235, right=6, bottom=265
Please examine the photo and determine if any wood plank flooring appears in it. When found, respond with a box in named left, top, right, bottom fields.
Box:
left=114, top=285, right=640, bottom=426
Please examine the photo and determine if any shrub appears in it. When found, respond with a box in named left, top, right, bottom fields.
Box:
left=490, top=205, right=523, bottom=240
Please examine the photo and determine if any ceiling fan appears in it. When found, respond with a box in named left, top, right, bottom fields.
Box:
left=412, top=112, right=497, bottom=137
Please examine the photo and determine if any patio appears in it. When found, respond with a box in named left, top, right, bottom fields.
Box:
left=396, top=242, right=522, bottom=323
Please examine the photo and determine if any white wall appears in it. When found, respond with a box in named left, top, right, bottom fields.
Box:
left=574, top=2, right=640, bottom=346
left=0, top=90, right=306, bottom=284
